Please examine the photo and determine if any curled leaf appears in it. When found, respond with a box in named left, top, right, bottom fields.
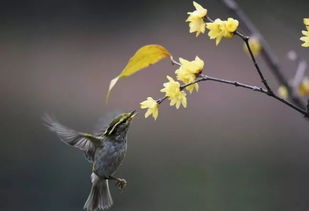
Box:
left=106, top=44, right=171, bottom=102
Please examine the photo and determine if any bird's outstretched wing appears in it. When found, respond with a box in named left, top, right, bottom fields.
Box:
left=43, top=114, right=101, bottom=162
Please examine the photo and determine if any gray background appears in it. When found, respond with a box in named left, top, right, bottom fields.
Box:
left=1, top=0, right=309, bottom=210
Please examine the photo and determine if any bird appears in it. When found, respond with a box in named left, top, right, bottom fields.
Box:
left=43, top=111, right=136, bottom=210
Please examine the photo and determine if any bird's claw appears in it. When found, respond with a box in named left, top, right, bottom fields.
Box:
left=115, top=178, right=127, bottom=190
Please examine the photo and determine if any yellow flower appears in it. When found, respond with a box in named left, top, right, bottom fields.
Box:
left=278, top=86, right=288, bottom=99
left=187, top=1, right=207, bottom=19
left=206, top=18, right=239, bottom=45
left=140, top=97, right=159, bottom=120
left=178, top=56, right=204, bottom=74
left=206, top=18, right=225, bottom=45
left=225, top=18, right=239, bottom=34
left=176, top=69, right=196, bottom=84
left=186, top=1, right=207, bottom=37
left=301, top=18, right=309, bottom=47
left=300, top=29, right=309, bottom=47
left=175, top=56, right=204, bottom=93
left=243, top=36, right=262, bottom=56
left=160, top=76, right=187, bottom=109
left=186, top=83, right=199, bottom=93
left=304, top=18, right=309, bottom=26
left=160, top=76, right=180, bottom=97
left=298, top=77, right=309, bottom=96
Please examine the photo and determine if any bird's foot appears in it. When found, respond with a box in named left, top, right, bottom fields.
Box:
left=108, top=176, right=127, bottom=190
left=115, top=178, right=127, bottom=190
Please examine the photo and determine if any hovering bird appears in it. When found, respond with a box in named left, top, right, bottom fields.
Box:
left=43, top=111, right=136, bottom=210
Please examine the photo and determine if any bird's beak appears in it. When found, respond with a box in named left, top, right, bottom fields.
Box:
left=128, top=110, right=137, bottom=120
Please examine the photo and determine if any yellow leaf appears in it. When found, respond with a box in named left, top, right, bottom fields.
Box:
left=106, top=44, right=171, bottom=102
left=105, top=76, right=120, bottom=102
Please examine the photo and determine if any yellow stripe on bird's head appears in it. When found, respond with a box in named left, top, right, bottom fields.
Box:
left=104, top=110, right=137, bottom=136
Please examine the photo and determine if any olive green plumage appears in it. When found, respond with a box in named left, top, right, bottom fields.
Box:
left=43, top=111, right=136, bottom=211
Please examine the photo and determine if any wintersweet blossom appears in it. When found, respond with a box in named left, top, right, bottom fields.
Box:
left=301, top=18, right=309, bottom=47
left=304, top=18, right=309, bottom=27
left=278, top=86, right=288, bottom=99
left=186, top=1, right=207, bottom=37
left=206, top=18, right=225, bottom=45
left=206, top=18, right=239, bottom=45
left=175, top=56, right=204, bottom=93
left=244, top=36, right=262, bottom=56
left=298, top=77, right=309, bottom=96
left=300, top=29, right=309, bottom=47
left=140, top=97, right=159, bottom=120
left=160, top=76, right=187, bottom=109
left=225, top=18, right=239, bottom=35
left=185, top=83, right=199, bottom=93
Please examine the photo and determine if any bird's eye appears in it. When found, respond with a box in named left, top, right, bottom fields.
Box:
left=119, top=119, right=128, bottom=126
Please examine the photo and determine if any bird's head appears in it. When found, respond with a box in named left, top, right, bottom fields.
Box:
left=104, top=110, right=137, bottom=137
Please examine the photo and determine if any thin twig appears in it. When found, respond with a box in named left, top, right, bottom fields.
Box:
left=156, top=72, right=308, bottom=117
left=157, top=96, right=168, bottom=105
left=235, top=31, right=273, bottom=93
left=200, top=74, right=306, bottom=116
left=199, top=74, right=266, bottom=93
left=206, top=15, right=273, bottom=93
left=221, top=0, right=305, bottom=109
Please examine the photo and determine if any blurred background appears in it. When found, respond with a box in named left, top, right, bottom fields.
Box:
left=1, top=0, right=309, bottom=210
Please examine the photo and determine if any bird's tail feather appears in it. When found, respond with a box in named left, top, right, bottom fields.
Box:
left=84, top=173, right=113, bottom=211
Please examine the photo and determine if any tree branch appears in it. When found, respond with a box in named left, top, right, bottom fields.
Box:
left=156, top=70, right=308, bottom=117
left=220, top=0, right=305, bottom=109
left=235, top=31, right=273, bottom=93
left=199, top=74, right=307, bottom=116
